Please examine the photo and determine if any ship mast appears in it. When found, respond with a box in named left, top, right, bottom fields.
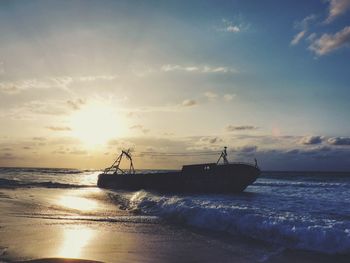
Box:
left=217, top=146, right=229, bottom=165
left=103, top=149, right=135, bottom=175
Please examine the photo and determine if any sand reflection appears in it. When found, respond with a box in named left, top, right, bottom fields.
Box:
left=58, top=226, right=95, bottom=258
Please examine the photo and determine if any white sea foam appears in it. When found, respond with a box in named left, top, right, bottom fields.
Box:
left=127, top=190, right=350, bottom=254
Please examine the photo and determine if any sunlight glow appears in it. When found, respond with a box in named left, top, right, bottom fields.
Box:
left=70, top=102, right=121, bottom=147
left=57, top=195, right=98, bottom=211
left=58, top=227, right=95, bottom=259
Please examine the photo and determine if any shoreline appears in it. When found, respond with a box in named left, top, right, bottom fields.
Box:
left=2, top=167, right=350, bottom=174
left=1, top=176, right=349, bottom=262
left=1, top=212, right=349, bottom=263
left=2, top=223, right=349, bottom=263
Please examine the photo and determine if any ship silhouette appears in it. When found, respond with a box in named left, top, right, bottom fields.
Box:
left=97, top=147, right=260, bottom=193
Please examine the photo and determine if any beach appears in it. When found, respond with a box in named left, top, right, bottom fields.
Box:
left=0, top=187, right=272, bottom=263
left=0, top=188, right=271, bottom=262
left=0, top=168, right=349, bottom=262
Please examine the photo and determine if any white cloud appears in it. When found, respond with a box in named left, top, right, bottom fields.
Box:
left=325, top=0, right=350, bottom=23
left=206, top=66, right=236, bottom=73
left=309, top=26, right=350, bottom=55
left=161, top=64, right=197, bottom=72
left=290, top=3, right=350, bottom=55
left=291, top=30, right=306, bottom=46
left=46, top=126, right=71, bottom=131
left=306, top=33, right=317, bottom=42
left=294, top=14, right=317, bottom=31
left=0, top=75, right=118, bottom=95
left=0, top=78, right=72, bottom=94
left=161, top=64, right=237, bottom=74
left=218, top=18, right=247, bottom=33
left=223, top=94, right=235, bottom=101
left=291, top=14, right=317, bottom=46
left=4, top=100, right=69, bottom=120
left=226, top=25, right=240, bottom=33
left=204, top=92, right=236, bottom=102
left=77, top=75, right=117, bottom=81
left=204, top=91, right=218, bottom=100
left=122, top=105, right=182, bottom=114
left=24, top=100, right=69, bottom=116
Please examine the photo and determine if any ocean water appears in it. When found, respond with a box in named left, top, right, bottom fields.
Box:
left=0, top=167, right=349, bottom=259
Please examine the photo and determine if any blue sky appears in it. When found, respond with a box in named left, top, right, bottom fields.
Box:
left=0, top=0, right=349, bottom=170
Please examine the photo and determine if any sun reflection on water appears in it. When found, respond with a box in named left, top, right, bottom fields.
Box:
left=57, top=195, right=98, bottom=211
left=58, top=227, right=95, bottom=258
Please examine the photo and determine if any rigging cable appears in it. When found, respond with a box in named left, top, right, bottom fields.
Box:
left=134, top=150, right=222, bottom=157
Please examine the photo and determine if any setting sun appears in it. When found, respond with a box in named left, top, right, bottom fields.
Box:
left=69, top=102, right=121, bottom=147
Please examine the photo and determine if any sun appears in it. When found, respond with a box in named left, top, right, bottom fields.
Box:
left=70, top=102, right=120, bottom=147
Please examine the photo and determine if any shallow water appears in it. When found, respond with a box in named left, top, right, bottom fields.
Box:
left=0, top=168, right=349, bottom=262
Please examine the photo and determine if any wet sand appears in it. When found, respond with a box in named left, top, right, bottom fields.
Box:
left=2, top=214, right=348, bottom=263
left=0, top=188, right=348, bottom=263
left=17, top=259, right=102, bottom=263
left=0, top=216, right=260, bottom=262
left=0, top=188, right=266, bottom=262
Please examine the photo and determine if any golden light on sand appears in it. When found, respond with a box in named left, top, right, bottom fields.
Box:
left=57, top=195, right=98, bottom=211
left=58, top=227, right=95, bottom=258
left=70, top=102, right=120, bottom=147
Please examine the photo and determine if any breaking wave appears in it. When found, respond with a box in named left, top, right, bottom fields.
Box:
left=125, top=190, right=350, bottom=255
left=254, top=181, right=348, bottom=188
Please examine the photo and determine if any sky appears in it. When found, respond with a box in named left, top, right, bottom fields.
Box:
left=0, top=0, right=350, bottom=170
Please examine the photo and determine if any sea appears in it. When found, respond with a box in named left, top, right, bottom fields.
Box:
left=0, top=167, right=349, bottom=262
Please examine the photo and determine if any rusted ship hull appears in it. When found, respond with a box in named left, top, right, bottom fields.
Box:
left=97, top=163, right=260, bottom=193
